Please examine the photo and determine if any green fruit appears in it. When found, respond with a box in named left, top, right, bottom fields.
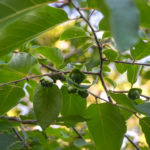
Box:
left=69, top=69, right=85, bottom=84
left=78, top=90, right=89, bottom=98
left=40, top=76, right=54, bottom=87
left=67, top=86, right=77, bottom=94
left=128, top=88, right=142, bottom=100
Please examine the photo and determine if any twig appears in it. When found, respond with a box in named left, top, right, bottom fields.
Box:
left=72, top=127, right=83, bottom=139
left=125, top=135, right=140, bottom=150
left=1, top=116, right=37, bottom=124
left=12, top=128, right=29, bottom=150
left=112, top=90, right=150, bottom=100
left=88, top=9, right=95, bottom=20
left=71, top=0, right=112, bottom=103
left=103, top=58, right=150, bottom=67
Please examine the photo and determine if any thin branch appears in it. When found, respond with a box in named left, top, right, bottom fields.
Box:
left=12, top=128, right=29, bottom=150
left=103, top=58, right=150, bottom=67
left=88, top=91, right=136, bottom=114
left=72, top=127, right=83, bottom=139
left=112, top=90, right=150, bottom=100
left=125, top=135, right=140, bottom=150
left=88, top=9, right=95, bottom=20
left=71, top=0, right=112, bottom=103
left=1, top=116, right=37, bottom=124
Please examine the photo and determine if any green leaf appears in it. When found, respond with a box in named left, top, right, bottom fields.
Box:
left=0, top=6, right=68, bottom=57
left=103, top=49, right=118, bottom=61
left=115, top=63, right=128, bottom=74
left=61, top=86, right=87, bottom=117
left=0, top=66, right=25, bottom=84
left=33, top=84, right=62, bottom=129
left=130, top=41, right=150, bottom=60
left=140, top=117, right=150, bottom=148
left=135, top=103, right=150, bottom=117
left=105, top=77, right=117, bottom=88
left=0, top=119, right=20, bottom=131
left=7, top=53, right=37, bottom=74
left=88, top=0, right=139, bottom=51
left=0, top=0, right=55, bottom=28
left=85, top=103, right=126, bottom=150
left=127, top=65, right=140, bottom=85
left=34, top=46, right=64, bottom=66
left=99, top=17, right=109, bottom=31
left=0, top=85, right=25, bottom=116
left=109, top=92, right=137, bottom=111
left=60, top=26, right=88, bottom=40
left=0, top=133, right=23, bottom=150
left=134, top=0, right=150, bottom=28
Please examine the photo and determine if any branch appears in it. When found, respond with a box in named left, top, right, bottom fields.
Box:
left=12, top=128, right=29, bottom=150
left=1, top=116, right=37, bottom=124
left=103, top=58, right=150, bottom=67
left=112, top=90, right=150, bottom=100
left=72, top=127, right=83, bottom=139
left=125, top=135, right=140, bottom=150
left=71, top=0, right=112, bottom=103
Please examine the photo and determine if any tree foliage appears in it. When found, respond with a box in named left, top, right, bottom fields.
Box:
left=0, top=0, right=150, bottom=149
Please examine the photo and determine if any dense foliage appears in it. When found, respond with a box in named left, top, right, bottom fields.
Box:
left=1, top=0, right=150, bottom=149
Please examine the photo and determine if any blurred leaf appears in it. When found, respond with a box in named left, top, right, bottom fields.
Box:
left=85, top=103, right=126, bottom=150
left=7, top=53, right=37, bottom=74
left=0, top=85, right=24, bottom=116
left=33, top=84, right=62, bottom=129
left=130, top=41, right=150, bottom=60
left=34, top=46, right=64, bottom=66
left=135, top=103, right=150, bottom=117
left=105, top=77, right=117, bottom=88
left=99, top=18, right=109, bottom=31
left=0, top=133, right=23, bottom=150
left=140, top=117, right=150, bottom=148
left=103, top=65, right=111, bottom=72
left=0, top=119, right=20, bottom=131
left=143, top=70, right=150, bottom=80
left=127, top=65, right=140, bottom=85
left=0, top=0, right=55, bottom=28
left=0, top=6, right=68, bottom=57
left=103, top=49, right=118, bottom=61
left=135, top=0, right=150, bottom=28
left=88, top=0, right=139, bottom=51
left=60, top=27, right=88, bottom=40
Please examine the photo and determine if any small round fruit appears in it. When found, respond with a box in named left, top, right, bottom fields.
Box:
left=128, top=88, right=142, bottom=100
left=78, top=90, right=89, bottom=98
left=67, top=86, right=77, bottom=94
left=69, top=69, right=85, bottom=84
left=40, top=76, right=54, bottom=87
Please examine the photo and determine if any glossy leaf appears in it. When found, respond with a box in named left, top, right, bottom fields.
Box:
left=34, top=47, right=64, bottom=66
left=88, top=0, right=139, bottom=51
left=140, top=117, right=150, bottom=148
left=61, top=86, right=87, bottom=117
left=0, top=85, right=25, bottom=116
left=33, top=84, right=62, bottom=129
left=85, top=103, right=126, bottom=150
left=130, top=41, right=150, bottom=60
left=127, top=65, right=140, bottom=85
left=109, top=92, right=137, bottom=111
left=0, top=6, right=68, bottom=57
left=7, top=53, right=37, bottom=74
left=60, top=26, right=88, bottom=40
left=0, top=0, right=55, bottom=28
